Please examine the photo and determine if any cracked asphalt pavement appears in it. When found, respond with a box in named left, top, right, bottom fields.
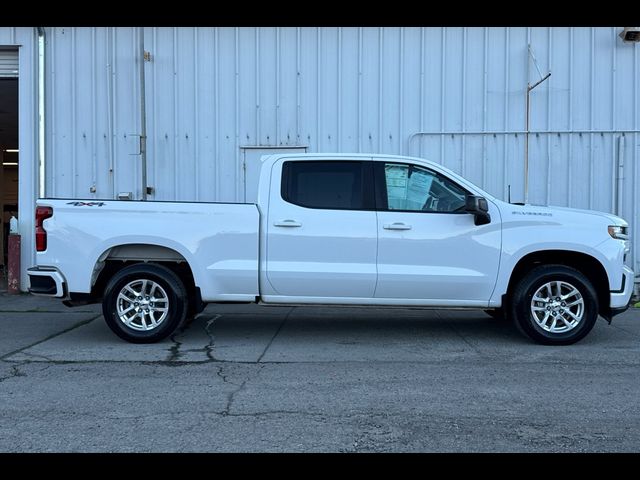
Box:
left=1, top=292, right=639, bottom=452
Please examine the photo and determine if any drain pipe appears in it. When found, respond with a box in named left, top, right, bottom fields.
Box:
left=616, top=135, right=625, bottom=215
left=37, top=27, right=46, bottom=198
left=139, top=27, right=148, bottom=200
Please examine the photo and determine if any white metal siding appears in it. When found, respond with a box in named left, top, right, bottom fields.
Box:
left=1, top=26, right=639, bottom=283
left=0, top=48, right=19, bottom=77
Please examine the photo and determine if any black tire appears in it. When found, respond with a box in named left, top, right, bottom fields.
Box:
left=102, top=263, right=189, bottom=343
left=509, top=264, right=599, bottom=345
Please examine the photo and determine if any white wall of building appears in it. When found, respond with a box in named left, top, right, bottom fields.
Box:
left=1, top=27, right=639, bottom=289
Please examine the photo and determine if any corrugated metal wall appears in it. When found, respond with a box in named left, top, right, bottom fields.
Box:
left=32, top=27, right=640, bottom=276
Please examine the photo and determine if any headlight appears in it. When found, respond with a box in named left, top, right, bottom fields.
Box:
left=608, top=225, right=629, bottom=240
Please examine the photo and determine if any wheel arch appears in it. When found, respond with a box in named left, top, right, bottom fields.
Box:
left=88, top=243, right=198, bottom=305
left=504, top=249, right=610, bottom=319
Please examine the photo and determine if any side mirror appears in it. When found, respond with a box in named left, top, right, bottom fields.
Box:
left=465, top=195, right=491, bottom=226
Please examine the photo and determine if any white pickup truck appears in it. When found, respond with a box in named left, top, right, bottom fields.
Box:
left=28, top=153, right=634, bottom=345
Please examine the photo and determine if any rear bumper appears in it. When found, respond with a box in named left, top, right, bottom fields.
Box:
left=27, top=267, right=66, bottom=298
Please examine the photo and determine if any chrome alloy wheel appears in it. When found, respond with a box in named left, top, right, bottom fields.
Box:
left=530, top=280, right=584, bottom=333
left=116, top=279, right=169, bottom=331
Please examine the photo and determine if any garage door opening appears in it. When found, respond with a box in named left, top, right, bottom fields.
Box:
left=0, top=50, right=19, bottom=285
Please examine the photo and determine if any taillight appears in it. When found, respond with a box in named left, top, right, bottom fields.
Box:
left=35, top=206, right=53, bottom=252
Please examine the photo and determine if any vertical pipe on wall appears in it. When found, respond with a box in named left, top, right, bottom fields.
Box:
left=481, top=27, right=488, bottom=190
left=634, top=42, right=639, bottom=287
left=461, top=27, right=467, bottom=177
left=91, top=28, right=97, bottom=197
left=357, top=27, right=362, bottom=152
left=524, top=31, right=531, bottom=204
left=255, top=28, right=261, bottom=145
left=378, top=27, right=383, bottom=153
left=588, top=28, right=595, bottom=210
left=151, top=28, right=157, bottom=199
left=194, top=28, right=199, bottom=200
left=337, top=27, right=342, bottom=151
left=51, top=29, right=57, bottom=196
left=419, top=28, right=424, bottom=157
left=71, top=28, right=77, bottom=198
left=107, top=28, right=115, bottom=198
left=234, top=28, right=240, bottom=200
left=610, top=27, right=617, bottom=214
left=316, top=27, right=321, bottom=150
left=214, top=28, right=220, bottom=199
left=398, top=28, right=404, bottom=155
left=440, top=28, right=446, bottom=166
left=172, top=27, right=178, bottom=198
left=296, top=27, right=301, bottom=145
left=616, top=135, right=625, bottom=216
left=567, top=27, right=574, bottom=206
left=36, top=27, right=45, bottom=198
left=276, top=27, right=280, bottom=144
left=502, top=27, right=509, bottom=200
left=546, top=27, right=552, bottom=206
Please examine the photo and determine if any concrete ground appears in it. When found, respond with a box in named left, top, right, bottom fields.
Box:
left=0, top=286, right=639, bottom=452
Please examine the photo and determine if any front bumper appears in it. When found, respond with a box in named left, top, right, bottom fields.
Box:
left=609, top=265, right=634, bottom=313
left=27, top=267, right=67, bottom=298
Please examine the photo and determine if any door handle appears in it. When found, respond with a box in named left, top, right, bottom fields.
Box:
left=274, top=219, right=302, bottom=227
left=383, top=222, right=412, bottom=230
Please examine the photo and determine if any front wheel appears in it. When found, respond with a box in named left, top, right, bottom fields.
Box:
left=102, top=263, right=189, bottom=343
left=509, top=265, right=599, bottom=345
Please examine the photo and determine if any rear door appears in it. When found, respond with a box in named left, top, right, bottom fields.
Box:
left=264, top=158, right=378, bottom=299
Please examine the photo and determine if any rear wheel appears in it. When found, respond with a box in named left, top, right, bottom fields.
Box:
left=509, top=265, right=598, bottom=345
left=102, top=263, right=189, bottom=343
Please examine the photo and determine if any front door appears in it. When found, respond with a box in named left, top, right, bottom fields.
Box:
left=374, top=160, right=501, bottom=304
left=265, top=158, right=378, bottom=299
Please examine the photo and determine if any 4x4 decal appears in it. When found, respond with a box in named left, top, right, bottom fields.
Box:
left=66, top=201, right=106, bottom=207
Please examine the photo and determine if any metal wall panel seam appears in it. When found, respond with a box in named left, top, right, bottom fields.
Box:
left=588, top=27, right=595, bottom=210
left=567, top=27, right=573, bottom=206
left=378, top=27, right=383, bottom=153
left=634, top=43, right=639, bottom=276
left=502, top=27, right=509, bottom=200
left=357, top=27, right=362, bottom=152
left=276, top=27, right=280, bottom=144
left=194, top=28, right=199, bottom=200
left=419, top=28, right=424, bottom=156
left=255, top=28, right=260, bottom=145
left=151, top=28, right=157, bottom=200
left=611, top=27, right=617, bottom=214
left=546, top=27, right=552, bottom=206
left=234, top=28, right=239, bottom=201
left=440, top=28, right=446, bottom=166
left=172, top=27, right=178, bottom=199
left=337, top=27, right=342, bottom=151
left=461, top=27, right=467, bottom=177
left=91, top=28, right=96, bottom=197
left=398, top=28, right=404, bottom=155
left=71, top=28, right=76, bottom=198
left=316, top=27, right=321, bottom=151
left=50, top=28, right=56, bottom=196
left=214, top=28, right=220, bottom=200
left=107, top=28, right=115, bottom=198
left=482, top=27, right=488, bottom=190
left=296, top=27, right=301, bottom=145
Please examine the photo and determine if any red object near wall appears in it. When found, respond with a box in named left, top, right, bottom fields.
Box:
left=7, top=234, right=20, bottom=294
